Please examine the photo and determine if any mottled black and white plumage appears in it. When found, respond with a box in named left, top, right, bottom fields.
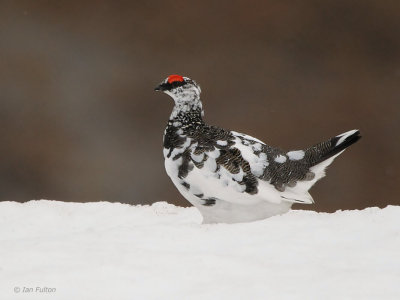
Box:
left=155, top=75, right=361, bottom=223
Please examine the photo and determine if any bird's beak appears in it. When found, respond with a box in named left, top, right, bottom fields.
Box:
left=154, top=83, right=167, bottom=91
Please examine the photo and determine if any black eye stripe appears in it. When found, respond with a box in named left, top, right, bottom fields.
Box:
left=170, top=81, right=186, bottom=88
left=159, top=79, right=189, bottom=91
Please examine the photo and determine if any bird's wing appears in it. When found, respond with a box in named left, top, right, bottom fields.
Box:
left=167, top=128, right=275, bottom=205
left=230, top=131, right=315, bottom=204
left=178, top=129, right=310, bottom=205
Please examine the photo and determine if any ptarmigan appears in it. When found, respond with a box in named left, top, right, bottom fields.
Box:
left=155, top=74, right=361, bottom=224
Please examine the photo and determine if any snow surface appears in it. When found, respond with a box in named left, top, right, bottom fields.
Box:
left=0, top=200, right=399, bottom=300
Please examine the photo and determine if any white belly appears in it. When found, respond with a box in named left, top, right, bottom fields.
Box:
left=164, top=155, right=292, bottom=224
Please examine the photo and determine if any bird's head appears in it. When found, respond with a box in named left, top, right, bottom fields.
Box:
left=155, top=75, right=201, bottom=103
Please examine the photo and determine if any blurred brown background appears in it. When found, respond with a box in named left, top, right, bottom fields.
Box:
left=0, top=0, right=399, bottom=211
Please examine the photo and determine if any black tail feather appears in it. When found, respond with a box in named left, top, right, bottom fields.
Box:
left=306, top=130, right=361, bottom=167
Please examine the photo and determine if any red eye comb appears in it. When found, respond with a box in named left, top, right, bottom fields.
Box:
left=167, top=74, right=185, bottom=84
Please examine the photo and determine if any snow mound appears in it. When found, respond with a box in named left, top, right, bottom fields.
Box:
left=0, top=200, right=399, bottom=300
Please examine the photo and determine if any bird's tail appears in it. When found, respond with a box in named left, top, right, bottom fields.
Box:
left=305, top=129, right=361, bottom=167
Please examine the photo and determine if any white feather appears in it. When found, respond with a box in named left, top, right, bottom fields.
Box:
left=287, top=150, right=305, bottom=160
left=335, top=129, right=358, bottom=146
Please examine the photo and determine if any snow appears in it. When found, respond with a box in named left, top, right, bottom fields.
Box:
left=0, top=201, right=399, bottom=300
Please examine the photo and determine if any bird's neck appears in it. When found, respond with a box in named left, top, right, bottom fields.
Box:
left=169, top=96, right=204, bottom=129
